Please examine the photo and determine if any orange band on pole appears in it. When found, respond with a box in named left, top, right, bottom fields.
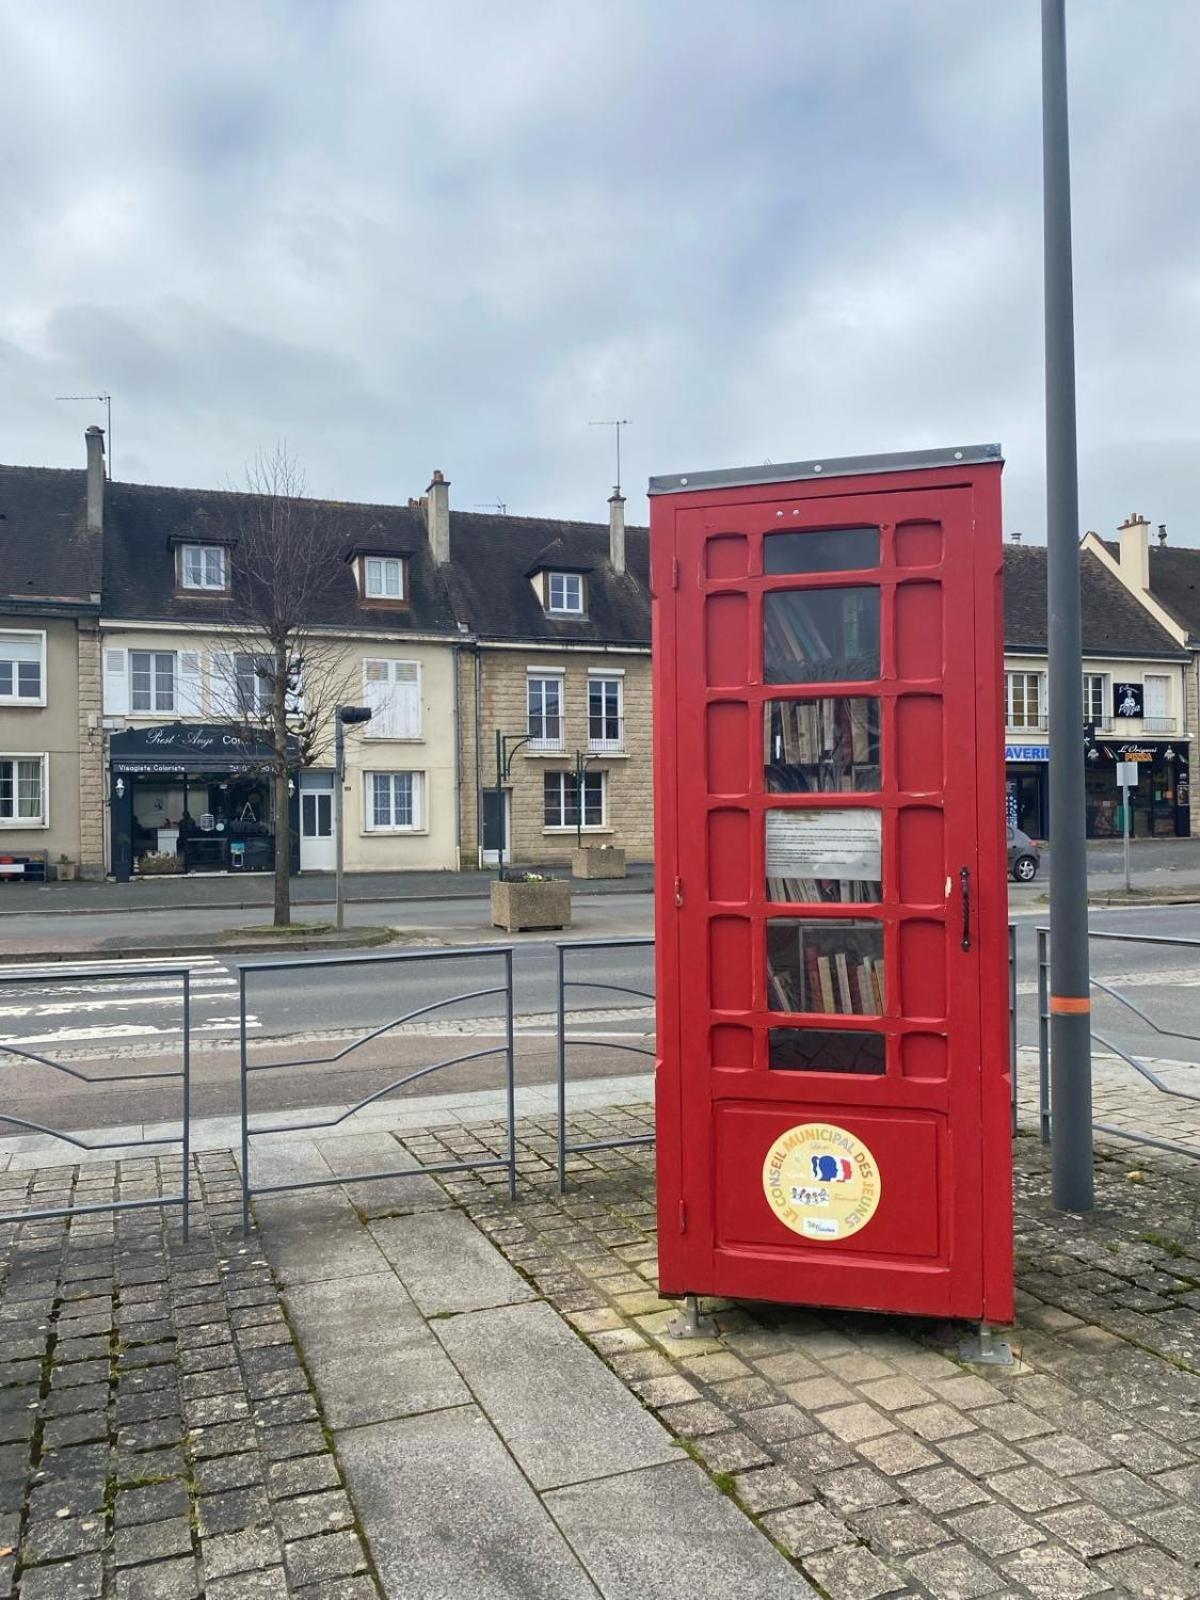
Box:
left=1049, top=995, right=1091, bottom=1015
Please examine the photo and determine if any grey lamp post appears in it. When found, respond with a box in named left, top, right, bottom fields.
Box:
left=1042, top=0, right=1093, bottom=1210
left=334, top=706, right=373, bottom=932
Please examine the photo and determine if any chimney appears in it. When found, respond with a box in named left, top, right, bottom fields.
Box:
left=85, top=425, right=105, bottom=533
left=1117, top=511, right=1150, bottom=590
left=1010, top=529, right=1022, bottom=544
left=1157, top=523, right=1168, bottom=547
left=425, top=470, right=450, bottom=565
left=608, top=486, right=626, bottom=574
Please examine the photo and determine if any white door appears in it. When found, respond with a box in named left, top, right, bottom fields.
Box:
left=300, top=772, right=335, bottom=870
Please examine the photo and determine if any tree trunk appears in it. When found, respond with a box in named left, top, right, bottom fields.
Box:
left=273, top=638, right=291, bottom=926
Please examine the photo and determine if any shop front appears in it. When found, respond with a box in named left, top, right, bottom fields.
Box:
left=1004, top=742, right=1048, bottom=838
left=108, top=724, right=300, bottom=881
left=1085, top=739, right=1191, bottom=839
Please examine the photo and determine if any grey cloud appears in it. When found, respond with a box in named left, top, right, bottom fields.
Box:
left=1, top=0, right=1197, bottom=543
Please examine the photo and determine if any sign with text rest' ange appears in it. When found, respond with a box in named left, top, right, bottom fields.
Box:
left=650, top=444, right=1012, bottom=1323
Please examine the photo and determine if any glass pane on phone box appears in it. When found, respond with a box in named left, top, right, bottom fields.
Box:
left=763, top=526, right=879, bottom=575
left=765, top=698, right=880, bottom=793
left=769, top=1028, right=885, bottom=1075
left=767, top=919, right=883, bottom=1016
left=764, top=588, right=880, bottom=684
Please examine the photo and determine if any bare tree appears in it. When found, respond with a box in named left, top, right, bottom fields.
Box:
left=208, top=447, right=357, bottom=926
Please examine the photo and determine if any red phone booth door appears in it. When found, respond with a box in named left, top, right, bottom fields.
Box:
left=656, top=466, right=1010, bottom=1323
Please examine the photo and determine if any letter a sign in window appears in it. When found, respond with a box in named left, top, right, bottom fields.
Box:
left=649, top=446, right=1012, bottom=1325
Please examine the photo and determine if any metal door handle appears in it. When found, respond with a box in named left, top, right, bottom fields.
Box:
left=960, top=867, right=971, bottom=951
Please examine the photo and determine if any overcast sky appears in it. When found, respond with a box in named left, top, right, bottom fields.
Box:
left=2, top=2, right=1197, bottom=542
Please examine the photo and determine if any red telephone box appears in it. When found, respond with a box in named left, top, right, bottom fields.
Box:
left=651, top=445, right=1012, bottom=1324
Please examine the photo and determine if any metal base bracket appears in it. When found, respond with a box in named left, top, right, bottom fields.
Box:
left=666, top=1294, right=717, bottom=1340
left=956, top=1322, right=1015, bottom=1366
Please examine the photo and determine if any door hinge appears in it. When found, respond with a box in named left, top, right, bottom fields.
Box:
left=679, top=1201, right=687, bottom=1234
left=674, top=876, right=684, bottom=907
left=672, top=556, right=680, bottom=589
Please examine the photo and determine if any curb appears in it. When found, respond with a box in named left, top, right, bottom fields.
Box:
left=0, top=877, right=654, bottom=918
left=0, top=927, right=397, bottom=965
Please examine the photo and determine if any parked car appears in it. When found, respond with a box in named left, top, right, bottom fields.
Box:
left=1007, top=825, right=1041, bottom=882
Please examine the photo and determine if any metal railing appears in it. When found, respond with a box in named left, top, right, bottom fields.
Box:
left=0, top=964, right=192, bottom=1238
left=555, top=936, right=655, bottom=1191
left=1036, top=926, right=1200, bottom=1160
left=238, top=945, right=517, bottom=1231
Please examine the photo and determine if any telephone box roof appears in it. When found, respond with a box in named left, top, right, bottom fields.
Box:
left=647, top=443, right=1002, bottom=497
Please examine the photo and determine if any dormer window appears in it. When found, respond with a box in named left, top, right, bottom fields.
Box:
left=548, top=572, right=584, bottom=615
left=365, top=556, right=405, bottom=601
left=179, top=544, right=228, bottom=592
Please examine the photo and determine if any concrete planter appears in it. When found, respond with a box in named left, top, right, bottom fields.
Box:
left=572, top=847, right=626, bottom=880
left=54, top=862, right=79, bottom=882
left=490, top=878, right=571, bottom=932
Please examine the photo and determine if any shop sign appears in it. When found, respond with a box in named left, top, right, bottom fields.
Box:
left=110, top=723, right=298, bottom=775
left=1005, top=743, right=1049, bottom=762
left=1113, top=681, right=1144, bottom=719
left=1116, top=745, right=1154, bottom=763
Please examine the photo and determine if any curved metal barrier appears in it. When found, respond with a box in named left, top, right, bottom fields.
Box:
left=0, top=964, right=191, bottom=1238
left=1036, top=926, right=1200, bottom=1160
left=238, top=945, right=517, bottom=1231
left=555, top=936, right=655, bottom=1192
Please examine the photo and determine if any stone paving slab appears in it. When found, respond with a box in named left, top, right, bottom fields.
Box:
left=545, top=1458, right=819, bottom=1597
left=368, top=1209, right=535, bottom=1315
left=284, top=1272, right=468, bottom=1429
left=434, top=1298, right=678, bottom=1490
left=335, top=1407, right=600, bottom=1600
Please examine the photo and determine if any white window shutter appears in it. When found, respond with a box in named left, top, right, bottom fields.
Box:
left=209, top=651, right=236, bottom=718
left=103, top=648, right=127, bottom=714
left=178, top=650, right=204, bottom=716
left=363, top=659, right=395, bottom=737
left=394, top=662, right=421, bottom=738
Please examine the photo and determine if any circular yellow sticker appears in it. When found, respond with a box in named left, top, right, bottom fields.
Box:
left=763, top=1122, right=882, bottom=1242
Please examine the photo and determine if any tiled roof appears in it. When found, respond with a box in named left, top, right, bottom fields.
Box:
left=1003, top=544, right=1186, bottom=658
left=0, top=465, right=101, bottom=608
left=444, top=512, right=649, bottom=645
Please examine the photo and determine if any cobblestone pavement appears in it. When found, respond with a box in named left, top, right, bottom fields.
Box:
left=0, top=1154, right=376, bottom=1600
left=409, top=1107, right=1200, bottom=1600
left=3, top=1087, right=1200, bottom=1599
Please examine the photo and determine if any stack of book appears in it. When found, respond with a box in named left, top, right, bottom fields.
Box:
left=767, top=929, right=884, bottom=1016
left=763, top=697, right=880, bottom=792
left=766, top=876, right=882, bottom=904
left=763, top=590, right=878, bottom=685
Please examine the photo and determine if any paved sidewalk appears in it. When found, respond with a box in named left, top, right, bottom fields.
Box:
left=3, top=1061, right=1200, bottom=1597
left=0, top=866, right=654, bottom=917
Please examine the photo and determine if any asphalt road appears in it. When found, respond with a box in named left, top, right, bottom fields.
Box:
left=1, top=898, right=1196, bottom=1135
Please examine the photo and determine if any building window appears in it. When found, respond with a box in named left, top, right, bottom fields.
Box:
left=179, top=544, right=228, bottom=591
left=1005, top=671, right=1044, bottom=730
left=1082, top=672, right=1108, bottom=727
left=130, top=651, right=176, bottom=713
left=547, top=572, right=584, bottom=615
left=364, top=556, right=405, bottom=600
left=366, top=771, right=423, bottom=831
left=588, top=676, right=623, bottom=752
left=0, top=755, right=46, bottom=825
left=527, top=675, right=564, bottom=750
left=1144, top=673, right=1173, bottom=731
left=233, top=654, right=273, bottom=717
left=363, top=660, right=422, bottom=739
left=544, top=770, right=605, bottom=830
left=0, top=631, right=45, bottom=705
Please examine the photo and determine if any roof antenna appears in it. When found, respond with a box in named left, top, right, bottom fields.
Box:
left=474, top=501, right=507, bottom=515
left=56, top=393, right=113, bottom=478
left=589, top=419, right=631, bottom=496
